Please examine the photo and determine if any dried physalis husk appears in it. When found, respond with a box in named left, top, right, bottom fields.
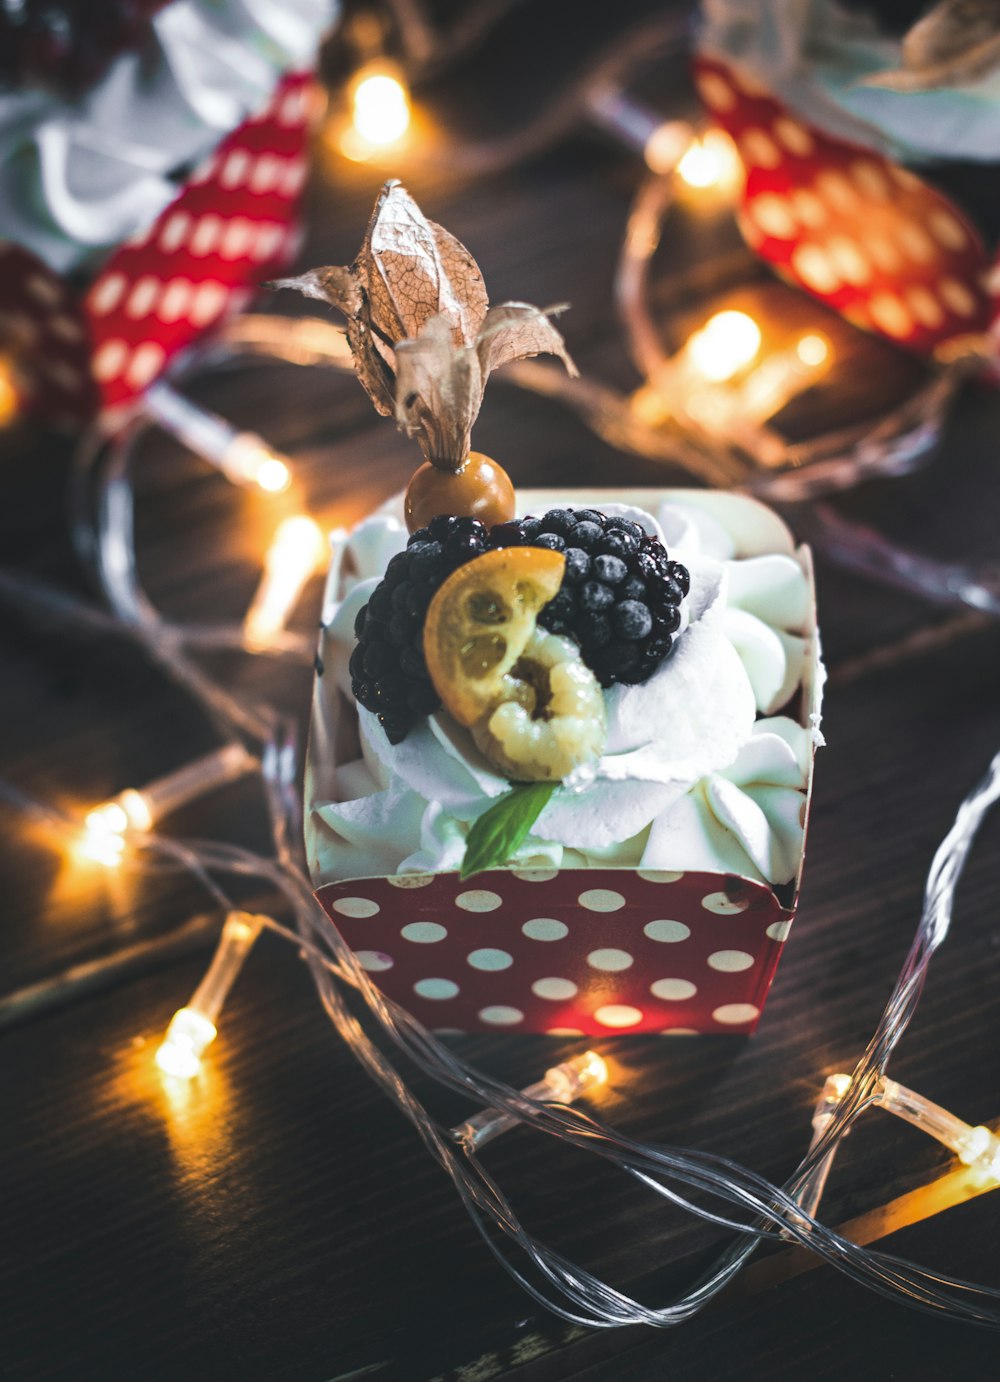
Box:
left=270, top=180, right=577, bottom=467
left=862, top=0, right=1000, bottom=90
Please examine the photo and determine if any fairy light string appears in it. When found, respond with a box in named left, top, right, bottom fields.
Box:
left=2, top=369, right=999, bottom=1328
left=2, top=52, right=999, bottom=1323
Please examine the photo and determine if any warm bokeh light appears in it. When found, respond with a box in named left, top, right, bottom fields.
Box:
left=336, top=62, right=411, bottom=161
left=155, top=912, right=264, bottom=1081
left=156, top=1007, right=218, bottom=1079
left=630, top=383, right=671, bottom=428
left=450, top=1048, right=611, bottom=1150
left=353, top=71, right=410, bottom=146
left=77, top=748, right=255, bottom=868
left=221, top=435, right=292, bottom=493
left=77, top=794, right=152, bottom=866
left=255, top=457, right=293, bottom=493
left=543, top=1050, right=610, bottom=1104
left=796, top=333, right=831, bottom=368
left=643, top=119, right=693, bottom=176
left=244, top=514, right=328, bottom=646
left=825, top=1072, right=852, bottom=1101
left=0, top=356, right=20, bottom=426
left=676, top=129, right=742, bottom=195
left=959, top=1126, right=1000, bottom=1186
left=75, top=820, right=127, bottom=867
left=686, top=309, right=762, bottom=382
left=577, top=1050, right=609, bottom=1090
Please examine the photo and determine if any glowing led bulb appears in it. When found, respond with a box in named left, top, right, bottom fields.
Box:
left=155, top=911, right=264, bottom=1079
left=0, top=356, right=19, bottom=426
left=643, top=120, right=694, bottom=176
left=156, top=1008, right=218, bottom=1079
left=957, top=1126, right=1000, bottom=1184
left=796, top=333, right=830, bottom=368
left=143, top=381, right=293, bottom=494
left=676, top=130, right=742, bottom=194
left=76, top=814, right=128, bottom=866
left=873, top=1076, right=1000, bottom=1187
left=336, top=62, right=412, bottom=160
left=78, top=745, right=256, bottom=866
left=352, top=70, right=410, bottom=146
left=451, top=1051, right=609, bottom=1151
left=223, top=438, right=291, bottom=494
left=686, top=310, right=762, bottom=383
left=823, top=1072, right=852, bottom=1103
left=244, top=515, right=328, bottom=648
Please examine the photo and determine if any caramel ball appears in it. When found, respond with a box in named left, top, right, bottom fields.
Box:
left=404, top=452, right=516, bottom=534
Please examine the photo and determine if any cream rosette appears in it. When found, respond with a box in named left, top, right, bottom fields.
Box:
left=307, top=490, right=822, bottom=889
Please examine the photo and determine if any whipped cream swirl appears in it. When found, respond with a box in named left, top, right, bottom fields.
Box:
left=307, top=491, right=822, bottom=889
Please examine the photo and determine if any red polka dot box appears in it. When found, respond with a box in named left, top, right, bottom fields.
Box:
left=306, top=489, right=822, bottom=1037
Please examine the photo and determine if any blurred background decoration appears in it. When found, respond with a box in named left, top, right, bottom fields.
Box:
left=4, top=0, right=1000, bottom=1341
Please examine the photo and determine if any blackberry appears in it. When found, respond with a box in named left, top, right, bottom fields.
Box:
left=490, top=508, right=688, bottom=687
left=351, top=516, right=490, bottom=742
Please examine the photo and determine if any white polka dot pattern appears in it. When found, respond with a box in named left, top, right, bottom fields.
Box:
left=93, top=339, right=127, bottom=381
left=401, top=922, right=446, bottom=943
left=455, top=889, right=503, bottom=912
left=90, top=274, right=126, bottom=316
left=356, top=950, right=393, bottom=972
left=479, top=1005, right=523, bottom=1025
left=387, top=873, right=434, bottom=889
left=707, top=950, right=754, bottom=972
left=644, top=919, right=690, bottom=943
left=650, top=978, right=697, bottom=1000
left=740, top=128, right=781, bottom=169
left=467, top=948, right=513, bottom=971
left=522, top=918, right=568, bottom=941
left=594, top=1005, right=643, bottom=1028
left=701, top=892, right=749, bottom=915
left=333, top=896, right=380, bottom=918
left=314, top=869, right=796, bottom=1035
left=158, top=280, right=193, bottom=323
left=532, top=978, right=578, bottom=1001
left=415, top=978, right=459, bottom=1000
left=773, top=117, right=813, bottom=156
left=125, top=342, right=164, bottom=388
left=713, top=1003, right=760, bottom=1025
left=586, top=948, right=633, bottom=972
left=578, top=889, right=626, bottom=913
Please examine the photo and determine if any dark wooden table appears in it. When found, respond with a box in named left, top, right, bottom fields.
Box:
left=3, top=10, right=1000, bottom=1379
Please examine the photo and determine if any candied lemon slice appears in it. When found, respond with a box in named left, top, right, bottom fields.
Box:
left=423, top=547, right=565, bottom=728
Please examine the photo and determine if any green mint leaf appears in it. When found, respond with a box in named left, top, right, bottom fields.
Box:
left=460, top=782, right=558, bottom=879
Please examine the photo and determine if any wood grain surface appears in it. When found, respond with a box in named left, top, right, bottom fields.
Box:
left=3, top=7, right=1000, bottom=1378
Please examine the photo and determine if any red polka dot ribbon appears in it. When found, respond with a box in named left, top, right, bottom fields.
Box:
left=694, top=54, right=992, bottom=355
left=0, top=70, right=315, bottom=426
left=316, top=868, right=795, bottom=1035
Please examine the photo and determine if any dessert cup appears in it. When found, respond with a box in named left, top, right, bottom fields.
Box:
left=306, top=487, right=822, bottom=1036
